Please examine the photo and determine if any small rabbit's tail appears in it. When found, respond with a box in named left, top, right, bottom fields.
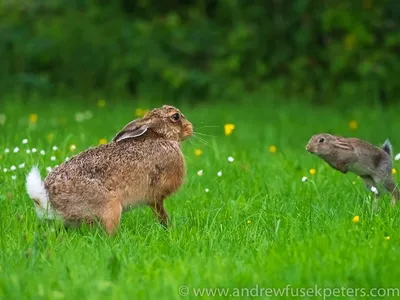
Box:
left=382, top=139, right=393, bottom=157
left=26, top=166, right=58, bottom=220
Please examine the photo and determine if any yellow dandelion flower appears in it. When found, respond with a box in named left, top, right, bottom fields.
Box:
left=194, top=149, right=202, bottom=156
left=69, top=144, right=76, bottom=151
left=247, top=220, right=251, bottom=224
left=392, top=168, right=397, bottom=175
left=99, top=138, right=107, bottom=145
left=97, top=99, right=106, bottom=108
left=135, top=108, right=144, bottom=117
left=309, top=168, right=316, bottom=175
left=385, top=236, right=391, bottom=240
left=29, top=113, right=38, bottom=124
left=224, top=123, right=235, bottom=136
left=135, top=108, right=149, bottom=118
left=349, top=120, right=358, bottom=130
left=352, top=215, right=360, bottom=223
left=269, top=145, right=277, bottom=153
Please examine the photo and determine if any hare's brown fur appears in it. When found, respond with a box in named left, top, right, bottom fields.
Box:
left=43, top=105, right=193, bottom=234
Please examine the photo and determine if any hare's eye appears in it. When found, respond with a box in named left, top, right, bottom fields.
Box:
left=171, top=113, right=180, bottom=121
left=319, top=138, right=325, bottom=143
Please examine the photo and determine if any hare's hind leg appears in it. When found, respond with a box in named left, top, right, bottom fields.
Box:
left=48, top=177, right=122, bottom=234
left=150, top=201, right=168, bottom=228
left=100, top=196, right=122, bottom=235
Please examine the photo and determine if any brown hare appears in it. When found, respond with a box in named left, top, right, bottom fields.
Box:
left=26, top=105, right=193, bottom=234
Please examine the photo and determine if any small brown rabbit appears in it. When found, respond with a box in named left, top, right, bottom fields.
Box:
left=306, top=133, right=399, bottom=206
left=26, top=105, right=193, bottom=234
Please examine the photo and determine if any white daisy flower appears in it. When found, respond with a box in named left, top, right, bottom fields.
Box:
left=13, top=147, right=19, bottom=153
left=302, top=176, right=308, bottom=182
left=40, top=150, right=45, bottom=155
left=50, top=156, right=56, bottom=161
left=46, top=167, right=52, bottom=172
left=70, top=145, right=76, bottom=151
left=75, top=112, right=85, bottom=122
left=395, top=153, right=400, bottom=161
left=11, top=175, right=16, bottom=180
left=205, top=188, right=209, bottom=193
left=217, top=171, right=222, bottom=177
left=52, top=146, right=58, bottom=151
left=3, top=168, right=8, bottom=172
left=31, top=148, right=37, bottom=153
left=227, top=156, right=234, bottom=163
left=197, top=170, right=203, bottom=176
left=10, top=165, right=16, bottom=171
left=371, top=186, right=379, bottom=195
left=26, top=149, right=31, bottom=154
left=18, top=163, right=25, bottom=169
left=22, top=139, right=28, bottom=144
left=65, top=157, right=70, bottom=161
left=4, top=148, right=10, bottom=153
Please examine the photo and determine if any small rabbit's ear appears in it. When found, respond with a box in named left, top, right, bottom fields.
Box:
left=113, top=120, right=149, bottom=142
left=335, top=140, right=354, bottom=151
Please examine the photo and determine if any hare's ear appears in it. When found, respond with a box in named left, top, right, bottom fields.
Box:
left=113, top=120, right=149, bottom=142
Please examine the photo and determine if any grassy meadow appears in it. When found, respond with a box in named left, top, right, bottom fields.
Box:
left=1, top=95, right=400, bottom=299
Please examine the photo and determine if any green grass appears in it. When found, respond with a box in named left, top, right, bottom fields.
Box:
left=1, top=95, right=400, bottom=299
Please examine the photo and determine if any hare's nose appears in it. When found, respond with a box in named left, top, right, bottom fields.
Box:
left=306, top=145, right=310, bottom=151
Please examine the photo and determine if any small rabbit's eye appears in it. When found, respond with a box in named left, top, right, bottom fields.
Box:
left=319, top=138, right=325, bottom=143
left=171, top=113, right=180, bottom=121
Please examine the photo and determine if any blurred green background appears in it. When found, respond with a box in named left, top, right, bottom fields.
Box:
left=1, top=0, right=400, bottom=104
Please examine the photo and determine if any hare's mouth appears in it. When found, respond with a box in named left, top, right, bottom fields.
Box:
left=182, top=125, right=193, bottom=139
left=182, top=132, right=192, bottom=140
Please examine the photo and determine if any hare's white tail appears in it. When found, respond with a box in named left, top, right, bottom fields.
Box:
left=26, top=166, right=58, bottom=220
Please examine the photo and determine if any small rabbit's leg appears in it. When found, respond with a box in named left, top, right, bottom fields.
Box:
left=336, top=161, right=349, bottom=174
left=383, top=178, right=399, bottom=207
left=101, top=197, right=122, bottom=235
left=151, top=201, right=168, bottom=228
left=372, top=168, right=399, bottom=207
left=361, top=176, right=380, bottom=212
left=361, top=175, right=377, bottom=194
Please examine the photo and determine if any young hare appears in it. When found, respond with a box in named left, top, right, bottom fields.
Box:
left=306, top=133, right=399, bottom=206
left=26, top=105, right=193, bottom=234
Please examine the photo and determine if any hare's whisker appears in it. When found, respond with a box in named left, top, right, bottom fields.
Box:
left=192, top=135, right=210, bottom=148
left=188, top=139, right=201, bottom=149
left=196, top=125, right=220, bottom=129
left=194, top=132, right=216, bottom=138
left=192, top=135, right=204, bottom=145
